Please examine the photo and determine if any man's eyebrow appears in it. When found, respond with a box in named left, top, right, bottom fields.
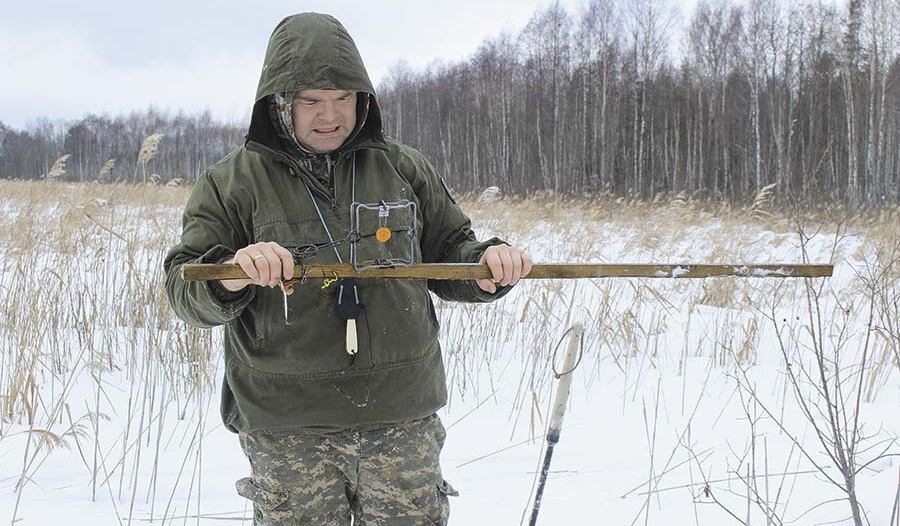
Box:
left=294, top=91, right=353, bottom=101
left=294, top=90, right=353, bottom=102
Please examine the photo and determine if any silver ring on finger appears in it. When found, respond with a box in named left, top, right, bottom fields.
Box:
left=253, top=254, right=266, bottom=260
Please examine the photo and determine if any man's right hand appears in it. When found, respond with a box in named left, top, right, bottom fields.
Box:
left=219, top=242, right=295, bottom=291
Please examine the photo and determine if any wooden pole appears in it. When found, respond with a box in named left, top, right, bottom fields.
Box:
left=181, top=262, right=833, bottom=282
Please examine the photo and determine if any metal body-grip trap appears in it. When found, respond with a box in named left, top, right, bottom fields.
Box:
left=349, top=200, right=417, bottom=271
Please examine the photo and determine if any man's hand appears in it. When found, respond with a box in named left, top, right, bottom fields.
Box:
left=219, top=242, right=294, bottom=292
left=476, top=244, right=533, bottom=293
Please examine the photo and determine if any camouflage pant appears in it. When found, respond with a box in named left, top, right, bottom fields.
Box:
left=236, top=413, right=458, bottom=525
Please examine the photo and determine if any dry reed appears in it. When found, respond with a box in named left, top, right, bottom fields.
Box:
left=0, top=179, right=895, bottom=524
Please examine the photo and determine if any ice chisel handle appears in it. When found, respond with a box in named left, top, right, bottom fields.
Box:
left=547, top=323, right=583, bottom=443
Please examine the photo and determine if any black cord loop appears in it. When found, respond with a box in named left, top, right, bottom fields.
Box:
left=550, top=326, right=585, bottom=379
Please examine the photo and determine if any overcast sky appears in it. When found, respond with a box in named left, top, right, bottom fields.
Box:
left=2, top=0, right=702, bottom=130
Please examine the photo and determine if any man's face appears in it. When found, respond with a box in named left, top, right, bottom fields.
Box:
left=292, top=89, right=357, bottom=153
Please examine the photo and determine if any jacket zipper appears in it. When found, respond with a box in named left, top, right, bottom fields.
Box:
left=326, top=154, right=337, bottom=214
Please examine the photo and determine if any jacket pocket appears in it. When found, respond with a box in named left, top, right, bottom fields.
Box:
left=251, top=280, right=355, bottom=376
left=364, top=277, right=440, bottom=366
left=242, top=220, right=355, bottom=376
left=419, top=479, right=457, bottom=526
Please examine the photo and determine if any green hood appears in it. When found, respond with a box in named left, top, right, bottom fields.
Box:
left=246, top=12, right=385, bottom=153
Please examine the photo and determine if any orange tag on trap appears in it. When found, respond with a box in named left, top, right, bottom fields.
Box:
left=375, top=227, right=392, bottom=243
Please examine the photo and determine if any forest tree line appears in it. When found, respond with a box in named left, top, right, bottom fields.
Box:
left=378, top=0, right=899, bottom=204
left=1, top=0, right=898, bottom=205
left=0, top=110, right=244, bottom=185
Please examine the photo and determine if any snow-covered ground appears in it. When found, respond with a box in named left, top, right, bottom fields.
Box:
left=0, top=185, right=897, bottom=525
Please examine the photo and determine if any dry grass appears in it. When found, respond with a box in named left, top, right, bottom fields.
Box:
left=0, top=179, right=209, bottom=523
left=0, top=179, right=895, bottom=523
left=98, top=159, right=116, bottom=182
left=45, top=154, right=71, bottom=180
left=136, top=133, right=164, bottom=166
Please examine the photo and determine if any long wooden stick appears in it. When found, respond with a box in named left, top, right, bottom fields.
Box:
left=181, top=262, right=833, bottom=281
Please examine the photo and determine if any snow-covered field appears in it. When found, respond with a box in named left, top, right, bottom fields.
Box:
left=0, top=181, right=897, bottom=525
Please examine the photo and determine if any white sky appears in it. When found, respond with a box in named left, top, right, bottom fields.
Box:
left=1, top=0, right=699, bottom=130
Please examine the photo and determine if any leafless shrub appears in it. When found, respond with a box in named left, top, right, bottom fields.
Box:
left=730, top=220, right=899, bottom=526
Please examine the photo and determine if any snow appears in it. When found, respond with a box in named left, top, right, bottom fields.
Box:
left=671, top=265, right=689, bottom=277
left=0, top=198, right=897, bottom=525
left=732, top=265, right=793, bottom=277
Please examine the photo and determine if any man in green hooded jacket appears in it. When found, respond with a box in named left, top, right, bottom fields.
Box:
left=164, top=12, right=531, bottom=526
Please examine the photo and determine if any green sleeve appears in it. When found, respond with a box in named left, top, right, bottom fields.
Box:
left=396, top=145, right=514, bottom=303
left=163, top=170, right=255, bottom=328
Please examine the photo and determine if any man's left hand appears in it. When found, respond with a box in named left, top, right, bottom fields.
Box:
left=476, top=244, right=533, bottom=293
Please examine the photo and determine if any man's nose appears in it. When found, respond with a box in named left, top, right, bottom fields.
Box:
left=317, top=101, right=339, bottom=122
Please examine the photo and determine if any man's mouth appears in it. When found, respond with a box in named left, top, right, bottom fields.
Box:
left=314, top=126, right=340, bottom=135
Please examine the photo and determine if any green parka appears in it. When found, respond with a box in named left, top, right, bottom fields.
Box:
left=163, top=13, right=511, bottom=433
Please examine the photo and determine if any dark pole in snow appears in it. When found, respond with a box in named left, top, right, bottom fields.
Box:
left=529, top=323, right=583, bottom=526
